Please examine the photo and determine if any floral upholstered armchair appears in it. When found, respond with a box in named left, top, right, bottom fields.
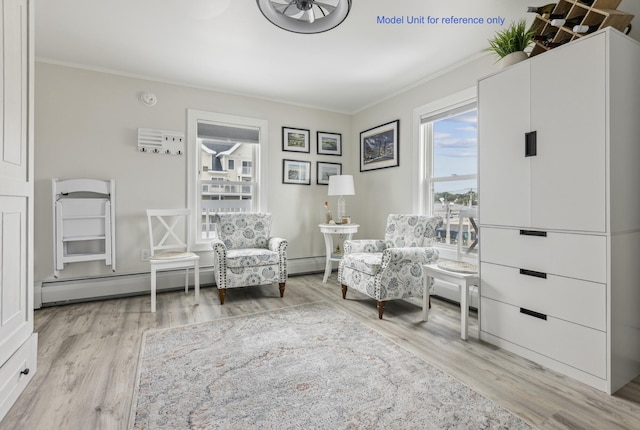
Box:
left=211, top=213, right=287, bottom=305
left=338, top=214, right=443, bottom=319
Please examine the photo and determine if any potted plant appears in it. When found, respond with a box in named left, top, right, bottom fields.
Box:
left=486, top=19, right=535, bottom=69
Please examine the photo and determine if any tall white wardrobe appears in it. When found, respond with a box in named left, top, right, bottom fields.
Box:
left=0, top=0, right=36, bottom=421
left=478, top=28, right=640, bottom=394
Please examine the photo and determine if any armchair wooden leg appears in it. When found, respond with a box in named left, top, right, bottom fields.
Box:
left=341, top=284, right=348, bottom=299
left=377, top=301, right=385, bottom=320
left=279, top=283, right=285, bottom=297
left=218, top=288, right=226, bottom=305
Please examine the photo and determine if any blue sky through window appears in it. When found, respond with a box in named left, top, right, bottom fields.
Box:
left=432, top=108, right=477, bottom=195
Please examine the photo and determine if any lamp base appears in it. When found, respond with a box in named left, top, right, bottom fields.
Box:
left=337, top=195, right=346, bottom=221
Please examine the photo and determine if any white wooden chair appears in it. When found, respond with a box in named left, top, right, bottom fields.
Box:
left=146, top=209, right=200, bottom=312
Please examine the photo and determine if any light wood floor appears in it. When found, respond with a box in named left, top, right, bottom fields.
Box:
left=3, top=273, right=640, bottom=429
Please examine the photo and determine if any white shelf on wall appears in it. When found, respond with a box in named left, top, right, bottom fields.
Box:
left=52, top=178, right=116, bottom=277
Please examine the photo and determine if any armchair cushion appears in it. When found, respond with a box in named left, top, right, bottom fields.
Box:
left=226, top=248, right=280, bottom=268
left=216, top=212, right=271, bottom=249
left=343, top=239, right=386, bottom=254
left=342, top=252, right=384, bottom=276
left=384, top=214, right=441, bottom=248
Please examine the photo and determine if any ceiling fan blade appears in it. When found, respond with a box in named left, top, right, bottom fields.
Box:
left=272, top=1, right=300, bottom=17
left=313, top=2, right=337, bottom=15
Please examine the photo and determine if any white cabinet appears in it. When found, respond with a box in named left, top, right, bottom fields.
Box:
left=478, top=29, right=640, bottom=394
left=479, top=33, right=606, bottom=233
left=0, top=0, right=36, bottom=422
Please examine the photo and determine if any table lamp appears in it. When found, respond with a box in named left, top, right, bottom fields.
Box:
left=328, top=175, right=355, bottom=223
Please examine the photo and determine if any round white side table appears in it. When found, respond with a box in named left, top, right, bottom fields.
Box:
left=318, top=223, right=359, bottom=282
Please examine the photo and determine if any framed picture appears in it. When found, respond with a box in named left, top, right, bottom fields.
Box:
left=317, top=131, right=342, bottom=156
left=282, top=126, right=310, bottom=153
left=317, top=161, right=342, bottom=185
left=282, top=159, right=311, bottom=185
left=360, top=119, right=400, bottom=172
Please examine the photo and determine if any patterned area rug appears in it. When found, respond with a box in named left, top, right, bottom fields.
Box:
left=130, top=302, right=531, bottom=429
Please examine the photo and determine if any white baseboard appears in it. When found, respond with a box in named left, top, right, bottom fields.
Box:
left=37, top=256, right=327, bottom=307
left=36, top=256, right=475, bottom=308
left=433, top=279, right=479, bottom=309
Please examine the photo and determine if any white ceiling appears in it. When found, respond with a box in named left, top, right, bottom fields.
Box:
left=35, top=0, right=640, bottom=113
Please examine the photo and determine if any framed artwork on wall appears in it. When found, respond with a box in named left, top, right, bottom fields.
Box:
left=360, top=119, right=400, bottom=172
left=282, top=126, right=310, bottom=153
left=283, top=159, right=311, bottom=185
left=317, top=131, right=342, bottom=156
left=317, top=161, right=342, bottom=185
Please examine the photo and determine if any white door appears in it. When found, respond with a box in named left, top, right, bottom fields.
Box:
left=529, top=33, right=607, bottom=233
left=0, top=0, right=35, bottom=421
left=478, top=61, right=532, bottom=228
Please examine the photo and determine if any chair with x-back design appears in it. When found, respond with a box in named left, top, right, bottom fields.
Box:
left=146, top=209, right=200, bottom=312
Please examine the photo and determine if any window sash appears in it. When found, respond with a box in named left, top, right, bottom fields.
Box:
left=187, top=110, right=268, bottom=250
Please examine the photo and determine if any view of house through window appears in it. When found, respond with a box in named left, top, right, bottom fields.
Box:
left=422, top=102, right=478, bottom=249
left=196, top=120, right=260, bottom=240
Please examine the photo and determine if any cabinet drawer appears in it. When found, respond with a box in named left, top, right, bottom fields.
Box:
left=480, top=227, right=606, bottom=283
left=0, top=334, right=37, bottom=422
left=481, top=262, right=606, bottom=331
left=480, top=297, right=605, bottom=378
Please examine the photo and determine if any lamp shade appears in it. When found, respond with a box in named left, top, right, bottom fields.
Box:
left=328, top=175, right=355, bottom=196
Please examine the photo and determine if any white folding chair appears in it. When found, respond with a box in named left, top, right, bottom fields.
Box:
left=146, top=209, right=200, bottom=312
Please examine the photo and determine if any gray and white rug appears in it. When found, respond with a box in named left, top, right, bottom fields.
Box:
left=130, top=302, right=531, bottom=429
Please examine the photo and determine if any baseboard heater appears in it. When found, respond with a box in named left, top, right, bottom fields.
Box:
left=39, top=268, right=216, bottom=307
left=38, top=257, right=326, bottom=307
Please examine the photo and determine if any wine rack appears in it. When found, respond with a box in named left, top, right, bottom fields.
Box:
left=529, top=0, right=634, bottom=57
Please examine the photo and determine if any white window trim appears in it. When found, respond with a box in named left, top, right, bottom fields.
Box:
left=412, top=87, right=477, bottom=261
left=187, top=110, right=269, bottom=251
left=412, top=87, right=477, bottom=215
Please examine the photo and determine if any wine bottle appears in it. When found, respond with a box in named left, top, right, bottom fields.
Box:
left=550, top=15, right=585, bottom=28
left=532, top=29, right=558, bottom=42
left=573, top=24, right=599, bottom=34
left=527, top=3, right=557, bottom=16
left=549, top=12, right=567, bottom=20
left=544, top=38, right=570, bottom=48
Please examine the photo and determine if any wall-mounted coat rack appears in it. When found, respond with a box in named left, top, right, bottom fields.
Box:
left=52, top=178, right=116, bottom=277
left=138, top=128, right=185, bottom=155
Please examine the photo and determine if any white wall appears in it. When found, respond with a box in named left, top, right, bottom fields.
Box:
left=35, top=62, right=352, bottom=283
left=34, top=54, right=501, bottom=287
left=349, top=54, right=499, bottom=240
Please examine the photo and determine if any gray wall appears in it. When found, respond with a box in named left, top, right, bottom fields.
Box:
left=34, top=54, right=498, bottom=285
left=350, top=54, right=499, bottom=240
left=35, top=63, right=352, bottom=282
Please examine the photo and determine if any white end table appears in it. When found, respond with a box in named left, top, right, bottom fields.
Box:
left=319, top=223, right=359, bottom=283
left=422, top=263, right=479, bottom=340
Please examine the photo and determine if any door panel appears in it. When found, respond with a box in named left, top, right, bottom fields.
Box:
left=0, top=0, right=34, bottom=398
left=478, top=62, right=531, bottom=228
left=530, top=34, right=607, bottom=232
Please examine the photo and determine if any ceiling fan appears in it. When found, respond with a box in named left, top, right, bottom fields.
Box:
left=256, top=0, right=352, bottom=34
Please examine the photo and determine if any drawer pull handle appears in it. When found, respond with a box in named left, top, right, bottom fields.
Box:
left=520, top=268, right=547, bottom=279
left=519, top=229, right=547, bottom=237
left=20, top=368, right=30, bottom=376
left=520, top=307, right=547, bottom=320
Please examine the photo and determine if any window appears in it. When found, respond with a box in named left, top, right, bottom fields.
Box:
left=187, top=111, right=269, bottom=249
left=414, top=88, right=477, bottom=251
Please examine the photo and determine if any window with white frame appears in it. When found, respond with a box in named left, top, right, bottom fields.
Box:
left=187, top=111, right=268, bottom=249
left=416, top=90, right=477, bottom=252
